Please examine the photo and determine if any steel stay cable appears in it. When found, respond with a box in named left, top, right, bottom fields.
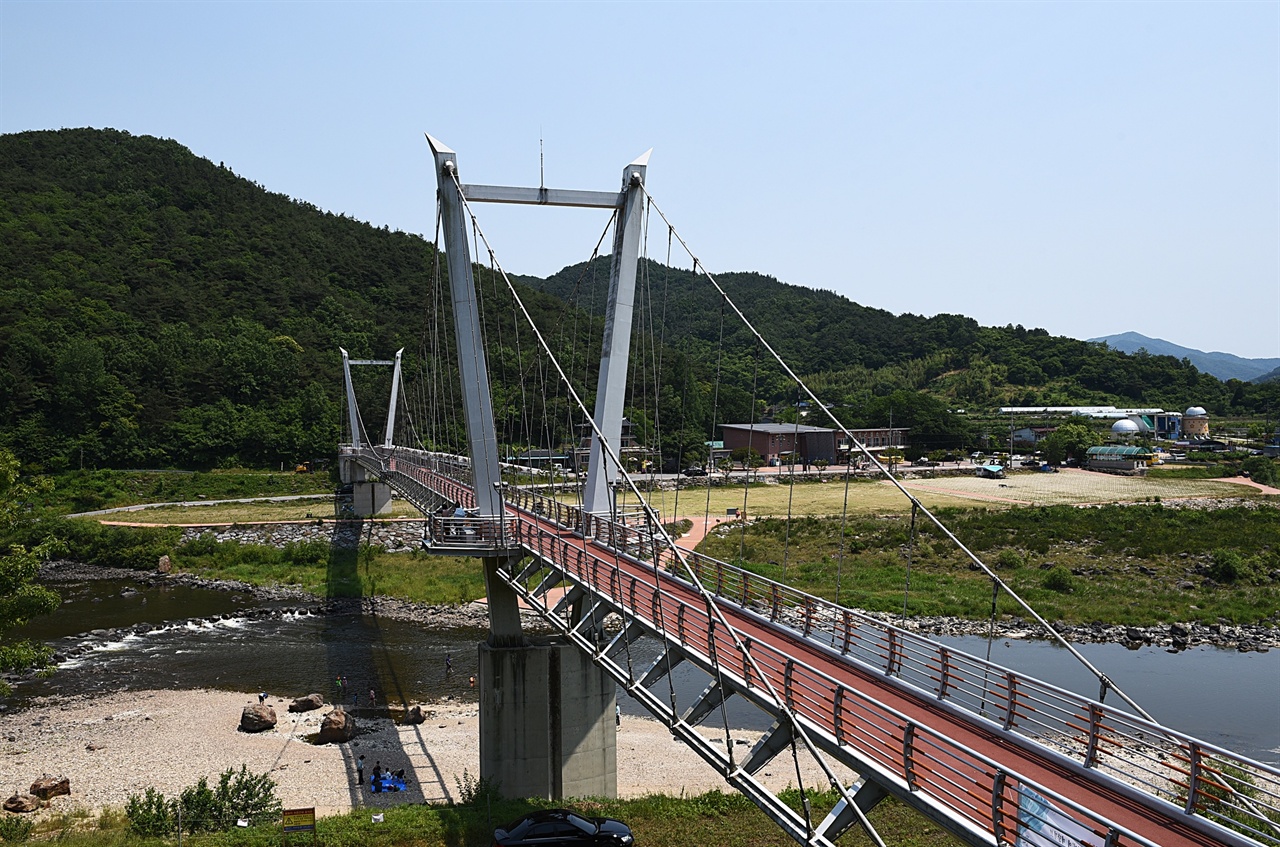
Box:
left=782, top=382, right=802, bottom=577
left=702, top=293, right=726, bottom=548
left=834, top=461, right=853, bottom=610
left=739, top=338, right=761, bottom=564
left=638, top=185, right=1154, bottom=724
left=902, top=502, right=917, bottom=623
left=444, top=168, right=884, bottom=847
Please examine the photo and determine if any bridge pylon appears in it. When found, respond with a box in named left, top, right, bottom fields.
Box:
left=339, top=347, right=402, bottom=516
left=427, top=134, right=659, bottom=800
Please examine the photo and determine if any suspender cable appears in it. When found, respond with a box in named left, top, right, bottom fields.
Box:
left=445, top=169, right=887, bottom=847
left=903, top=502, right=918, bottom=623
left=738, top=340, right=762, bottom=565
left=638, top=185, right=1155, bottom=724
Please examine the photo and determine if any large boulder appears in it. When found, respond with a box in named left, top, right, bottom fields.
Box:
left=240, top=703, right=277, bottom=733
left=288, top=693, right=324, bottom=713
left=3, top=793, right=40, bottom=813
left=316, top=707, right=355, bottom=744
left=405, top=705, right=427, bottom=725
left=29, top=775, right=70, bottom=800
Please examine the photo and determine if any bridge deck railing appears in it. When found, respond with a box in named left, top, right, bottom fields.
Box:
left=665, top=545, right=1280, bottom=840
left=373, top=450, right=1280, bottom=844
left=503, top=484, right=1280, bottom=843
left=513, top=518, right=1173, bottom=847
left=427, top=515, right=522, bottom=548
left=519, top=514, right=1280, bottom=847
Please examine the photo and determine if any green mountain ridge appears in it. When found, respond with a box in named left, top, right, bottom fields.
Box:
left=1, top=128, right=1274, bottom=473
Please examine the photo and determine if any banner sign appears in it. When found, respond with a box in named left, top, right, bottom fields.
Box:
left=1017, top=787, right=1103, bottom=847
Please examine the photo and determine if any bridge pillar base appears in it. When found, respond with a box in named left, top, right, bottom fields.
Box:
left=351, top=481, right=392, bottom=516
left=479, top=637, right=617, bottom=801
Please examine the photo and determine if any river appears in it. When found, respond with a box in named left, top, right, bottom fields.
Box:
left=6, top=575, right=1278, bottom=766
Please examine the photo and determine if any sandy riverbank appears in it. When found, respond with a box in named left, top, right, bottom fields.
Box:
left=1, top=689, right=846, bottom=820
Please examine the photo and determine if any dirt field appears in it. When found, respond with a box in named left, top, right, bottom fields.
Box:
left=95, top=468, right=1269, bottom=529
left=893, top=467, right=1269, bottom=507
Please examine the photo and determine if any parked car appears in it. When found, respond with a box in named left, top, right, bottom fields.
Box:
left=681, top=466, right=707, bottom=477
left=493, top=809, right=634, bottom=846
left=1020, top=458, right=1040, bottom=468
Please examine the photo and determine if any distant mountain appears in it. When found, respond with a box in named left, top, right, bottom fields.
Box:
left=1254, top=365, right=1280, bottom=384
left=1088, top=332, right=1280, bottom=383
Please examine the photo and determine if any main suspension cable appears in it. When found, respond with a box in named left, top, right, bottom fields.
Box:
left=637, top=184, right=1155, bottom=723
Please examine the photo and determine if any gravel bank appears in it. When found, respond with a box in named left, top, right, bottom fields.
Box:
left=0, top=689, right=844, bottom=820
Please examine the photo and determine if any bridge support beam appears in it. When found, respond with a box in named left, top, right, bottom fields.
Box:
left=478, top=637, right=617, bottom=801
left=483, top=556, right=524, bottom=648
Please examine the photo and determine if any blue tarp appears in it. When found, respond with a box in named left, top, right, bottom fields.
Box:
left=370, top=774, right=407, bottom=793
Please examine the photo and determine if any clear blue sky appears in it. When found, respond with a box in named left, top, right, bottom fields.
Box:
left=3, top=1, right=1277, bottom=359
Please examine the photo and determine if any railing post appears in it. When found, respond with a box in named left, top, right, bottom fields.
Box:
left=938, top=647, right=952, bottom=700
left=903, top=722, right=918, bottom=790
left=833, top=687, right=845, bottom=744
left=784, top=659, right=795, bottom=710
left=1004, top=672, right=1018, bottom=730
left=991, top=771, right=1007, bottom=844
left=886, top=630, right=902, bottom=676
left=1184, top=742, right=1202, bottom=815
left=842, top=609, right=852, bottom=654
left=1084, top=703, right=1103, bottom=768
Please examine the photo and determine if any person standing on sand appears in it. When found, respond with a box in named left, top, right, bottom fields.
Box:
left=356, top=755, right=365, bottom=786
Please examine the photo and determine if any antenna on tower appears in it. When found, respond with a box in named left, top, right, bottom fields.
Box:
left=539, top=132, right=545, bottom=189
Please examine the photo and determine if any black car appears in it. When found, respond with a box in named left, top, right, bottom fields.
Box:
left=492, top=809, right=634, bottom=846
left=681, top=466, right=707, bottom=477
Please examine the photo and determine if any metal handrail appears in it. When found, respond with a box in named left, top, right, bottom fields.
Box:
left=374, top=449, right=1280, bottom=846
left=509, top=517, right=1171, bottom=847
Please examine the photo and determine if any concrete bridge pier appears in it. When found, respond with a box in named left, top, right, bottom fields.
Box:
left=339, top=458, right=392, bottom=516
left=478, top=556, right=618, bottom=800
left=478, top=638, right=617, bottom=801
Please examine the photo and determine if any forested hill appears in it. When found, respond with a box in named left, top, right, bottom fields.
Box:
left=529, top=258, right=1269, bottom=414
left=0, top=128, right=560, bottom=471
left=0, top=128, right=1274, bottom=473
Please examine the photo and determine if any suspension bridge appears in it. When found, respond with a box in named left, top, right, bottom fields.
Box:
left=336, top=135, right=1279, bottom=847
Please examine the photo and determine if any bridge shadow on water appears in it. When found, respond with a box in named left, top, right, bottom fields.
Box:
left=321, top=517, right=463, bottom=814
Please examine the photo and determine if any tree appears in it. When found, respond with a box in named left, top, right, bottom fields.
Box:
left=1040, top=421, right=1101, bottom=464
left=732, top=447, right=764, bottom=479
left=0, top=450, right=61, bottom=695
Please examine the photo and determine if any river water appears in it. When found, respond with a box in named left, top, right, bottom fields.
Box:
left=7, top=576, right=1278, bottom=766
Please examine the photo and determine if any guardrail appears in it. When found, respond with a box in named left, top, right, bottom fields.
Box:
left=513, top=515, right=1278, bottom=847
left=359, top=450, right=1279, bottom=845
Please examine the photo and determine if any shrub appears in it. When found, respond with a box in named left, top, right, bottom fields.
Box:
left=0, top=815, right=34, bottom=843
left=995, top=548, right=1024, bottom=570
left=126, top=766, right=279, bottom=836
left=455, top=769, right=502, bottom=806
left=125, top=787, right=175, bottom=837
left=1043, top=566, right=1075, bottom=593
left=1241, top=456, right=1278, bottom=487
left=1208, top=549, right=1247, bottom=584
